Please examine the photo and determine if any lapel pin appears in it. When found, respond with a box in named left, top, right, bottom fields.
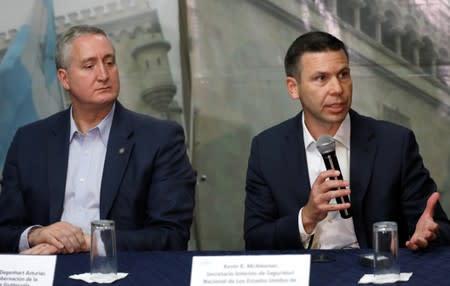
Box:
left=118, top=147, right=125, bottom=154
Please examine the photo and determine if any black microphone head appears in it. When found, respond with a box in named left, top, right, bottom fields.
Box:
left=316, top=135, right=336, bottom=155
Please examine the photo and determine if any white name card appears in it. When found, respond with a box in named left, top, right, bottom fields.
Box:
left=0, top=255, right=56, bottom=286
left=190, top=254, right=310, bottom=286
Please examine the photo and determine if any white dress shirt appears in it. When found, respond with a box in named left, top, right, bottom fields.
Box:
left=298, top=113, right=359, bottom=249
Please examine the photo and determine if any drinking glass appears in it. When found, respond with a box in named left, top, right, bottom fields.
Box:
left=90, top=220, right=117, bottom=276
left=373, top=221, right=399, bottom=283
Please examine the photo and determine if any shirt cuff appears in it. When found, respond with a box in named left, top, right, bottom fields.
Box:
left=298, top=207, right=316, bottom=249
left=19, top=225, right=41, bottom=252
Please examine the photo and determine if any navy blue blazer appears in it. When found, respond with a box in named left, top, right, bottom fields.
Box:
left=244, top=109, right=450, bottom=250
left=0, top=102, right=196, bottom=252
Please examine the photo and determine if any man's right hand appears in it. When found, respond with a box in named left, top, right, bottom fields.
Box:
left=302, top=170, right=351, bottom=233
left=28, top=221, right=88, bottom=253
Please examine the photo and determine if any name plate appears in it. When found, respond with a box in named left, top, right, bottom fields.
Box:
left=0, top=255, right=56, bottom=286
left=190, top=254, right=310, bottom=286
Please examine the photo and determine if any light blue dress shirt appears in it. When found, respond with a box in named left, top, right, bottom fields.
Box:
left=19, top=104, right=115, bottom=251
left=60, top=105, right=114, bottom=233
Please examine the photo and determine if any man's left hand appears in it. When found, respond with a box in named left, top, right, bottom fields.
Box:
left=20, top=243, right=60, bottom=255
left=406, top=192, right=440, bottom=251
left=21, top=233, right=91, bottom=255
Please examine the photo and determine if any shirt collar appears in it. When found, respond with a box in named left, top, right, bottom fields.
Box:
left=302, top=114, right=316, bottom=151
left=302, top=112, right=351, bottom=150
left=69, top=103, right=116, bottom=146
left=334, top=113, right=351, bottom=149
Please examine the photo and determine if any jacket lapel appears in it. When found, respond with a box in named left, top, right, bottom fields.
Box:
left=283, top=112, right=311, bottom=204
left=349, top=109, right=376, bottom=247
left=48, top=110, right=71, bottom=223
left=99, top=103, right=134, bottom=218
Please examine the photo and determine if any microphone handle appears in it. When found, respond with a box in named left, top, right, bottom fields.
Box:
left=322, top=152, right=352, bottom=219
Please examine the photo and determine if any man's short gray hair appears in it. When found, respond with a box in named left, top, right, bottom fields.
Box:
left=55, top=25, right=110, bottom=69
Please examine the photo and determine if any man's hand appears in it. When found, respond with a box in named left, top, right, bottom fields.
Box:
left=23, top=231, right=91, bottom=255
left=406, top=192, right=440, bottom=251
left=20, top=243, right=60, bottom=255
left=83, top=232, right=91, bottom=252
left=28, top=221, right=88, bottom=253
left=302, top=170, right=351, bottom=233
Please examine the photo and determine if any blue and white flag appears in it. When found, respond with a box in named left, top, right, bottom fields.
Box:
left=0, top=0, right=64, bottom=168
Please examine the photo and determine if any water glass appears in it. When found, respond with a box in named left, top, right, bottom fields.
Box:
left=373, top=221, right=399, bottom=283
left=90, top=220, right=117, bottom=275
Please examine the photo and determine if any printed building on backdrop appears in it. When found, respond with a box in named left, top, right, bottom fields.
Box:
left=0, top=0, right=181, bottom=175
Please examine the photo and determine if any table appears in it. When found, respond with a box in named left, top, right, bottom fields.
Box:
left=54, top=247, right=450, bottom=285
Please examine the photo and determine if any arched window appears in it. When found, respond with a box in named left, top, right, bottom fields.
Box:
left=437, top=48, right=449, bottom=86
left=401, top=27, right=416, bottom=64
left=360, top=4, right=376, bottom=39
left=381, top=10, right=397, bottom=53
left=336, top=0, right=355, bottom=26
left=419, top=37, right=434, bottom=75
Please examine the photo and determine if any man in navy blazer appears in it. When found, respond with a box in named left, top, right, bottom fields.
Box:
left=0, top=25, right=195, bottom=254
left=244, top=31, right=450, bottom=250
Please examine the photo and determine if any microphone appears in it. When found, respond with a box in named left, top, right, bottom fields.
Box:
left=316, top=135, right=352, bottom=219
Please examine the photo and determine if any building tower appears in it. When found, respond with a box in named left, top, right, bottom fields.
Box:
left=130, top=10, right=177, bottom=118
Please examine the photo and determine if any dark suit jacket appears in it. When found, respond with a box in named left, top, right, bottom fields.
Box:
left=244, top=109, right=450, bottom=250
left=0, top=102, right=196, bottom=253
